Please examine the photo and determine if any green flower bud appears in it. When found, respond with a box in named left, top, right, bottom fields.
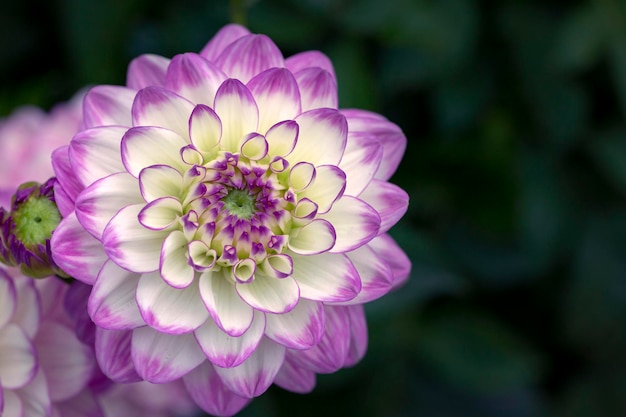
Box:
left=0, top=178, right=68, bottom=278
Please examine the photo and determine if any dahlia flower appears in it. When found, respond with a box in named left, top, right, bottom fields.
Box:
left=51, top=24, right=410, bottom=416
left=0, top=270, right=48, bottom=416
left=0, top=269, right=95, bottom=417
left=0, top=267, right=197, bottom=417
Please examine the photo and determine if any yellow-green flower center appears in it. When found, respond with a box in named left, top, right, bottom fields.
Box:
left=13, top=195, right=61, bottom=246
left=222, top=189, right=256, bottom=220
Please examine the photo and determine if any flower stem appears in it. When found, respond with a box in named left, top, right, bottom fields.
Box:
left=230, top=0, right=247, bottom=26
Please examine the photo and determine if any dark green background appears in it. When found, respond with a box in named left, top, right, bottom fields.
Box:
left=2, top=0, right=626, bottom=416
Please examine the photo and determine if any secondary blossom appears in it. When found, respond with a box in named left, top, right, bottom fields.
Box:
left=51, top=24, right=410, bottom=416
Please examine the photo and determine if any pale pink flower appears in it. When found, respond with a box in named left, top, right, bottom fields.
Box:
left=0, top=95, right=83, bottom=207
left=0, top=270, right=49, bottom=416
left=0, top=94, right=199, bottom=416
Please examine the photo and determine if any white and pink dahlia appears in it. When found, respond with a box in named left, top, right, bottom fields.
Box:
left=51, top=24, right=410, bottom=416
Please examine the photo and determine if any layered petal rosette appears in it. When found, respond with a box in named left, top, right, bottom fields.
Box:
left=51, top=24, right=410, bottom=416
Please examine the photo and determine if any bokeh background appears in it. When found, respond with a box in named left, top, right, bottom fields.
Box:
left=2, top=0, right=625, bottom=416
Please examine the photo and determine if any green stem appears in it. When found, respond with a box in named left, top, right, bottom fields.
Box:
left=230, top=0, right=247, bottom=26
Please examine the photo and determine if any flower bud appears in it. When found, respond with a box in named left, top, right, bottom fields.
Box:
left=0, top=178, right=68, bottom=278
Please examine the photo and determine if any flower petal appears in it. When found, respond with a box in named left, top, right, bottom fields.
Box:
left=53, top=177, right=78, bottom=219
left=215, top=34, right=284, bottom=83
left=53, top=388, right=104, bottom=417
left=357, top=179, right=409, bottom=234
left=183, top=361, right=250, bottom=417
left=195, top=310, right=265, bottom=368
left=247, top=68, right=301, bottom=133
left=265, top=299, right=325, bottom=350
left=51, top=213, right=109, bottom=285
left=189, top=104, right=222, bottom=154
left=69, top=126, right=127, bottom=187
left=121, top=126, right=189, bottom=177
left=138, top=164, right=184, bottom=203
left=12, top=370, right=51, bottom=417
left=288, top=162, right=316, bottom=192
left=132, top=86, right=195, bottom=140
left=341, top=109, right=406, bottom=181
left=140, top=197, right=182, bottom=231
left=294, top=67, right=337, bottom=111
left=102, top=204, right=168, bottom=273
left=213, top=337, right=286, bottom=398
left=157, top=230, right=194, bottom=288
left=236, top=273, right=300, bottom=314
left=136, top=271, right=208, bottom=334
left=3, top=390, right=22, bottom=417
left=285, top=50, right=336, bottom=81
left=0, top=272, right=16, bottom=329
left=10, top=277, right=39, bottom=339
left=165, top=53, right=227, bottom=106
left=299, top=165, right=346, bottom=214
left=83, top=85, right=135, bottom=128
left=265, top=120, right=298, bottom=157
left=75, top=172, right=143, bottom=239
left=288, top=219, right=336, bottom=255
left=131, top=326, right=205, bottom=383
left=198, top=271, right=254, bottom=337
left=287, top=305, right=351, bottom=373
left=240, top=133, right=268, bottom=161
left=289, top=251, right=361, bottom=302
left=333, top=244, right=393, bottom=305
left=127, top=53, right=170, bottom=90
left=200, top=23, right=251, bottom=62
left=339, top=132, right=383, bottom=196
left=288, top=108, right=347, bottom=166
left=95, top=327, right=141, bottom=383
left=89, top=260, right=144, bottom=330
left=35, top=322, right=94, bottom=401
left=213, top=79, right=259, bottom=153
left=0, top=324, right=36, bottom=389
left=367, top=234, right=411, bottom=288
left=273, top=358, right=316, bottom=394
left=62, top=282, right=96, bottom=346
left=320, top=196, right=381, bottom=253
left=344, top=304, right=368, bottom=367
left=52, top=146, right=84, bottom=216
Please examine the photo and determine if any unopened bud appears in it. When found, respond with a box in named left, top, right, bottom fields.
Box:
left=0, top=178, right=68, bottom=278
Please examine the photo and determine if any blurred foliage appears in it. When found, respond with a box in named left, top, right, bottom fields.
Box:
left=2, top=0, right=626, bottom=416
